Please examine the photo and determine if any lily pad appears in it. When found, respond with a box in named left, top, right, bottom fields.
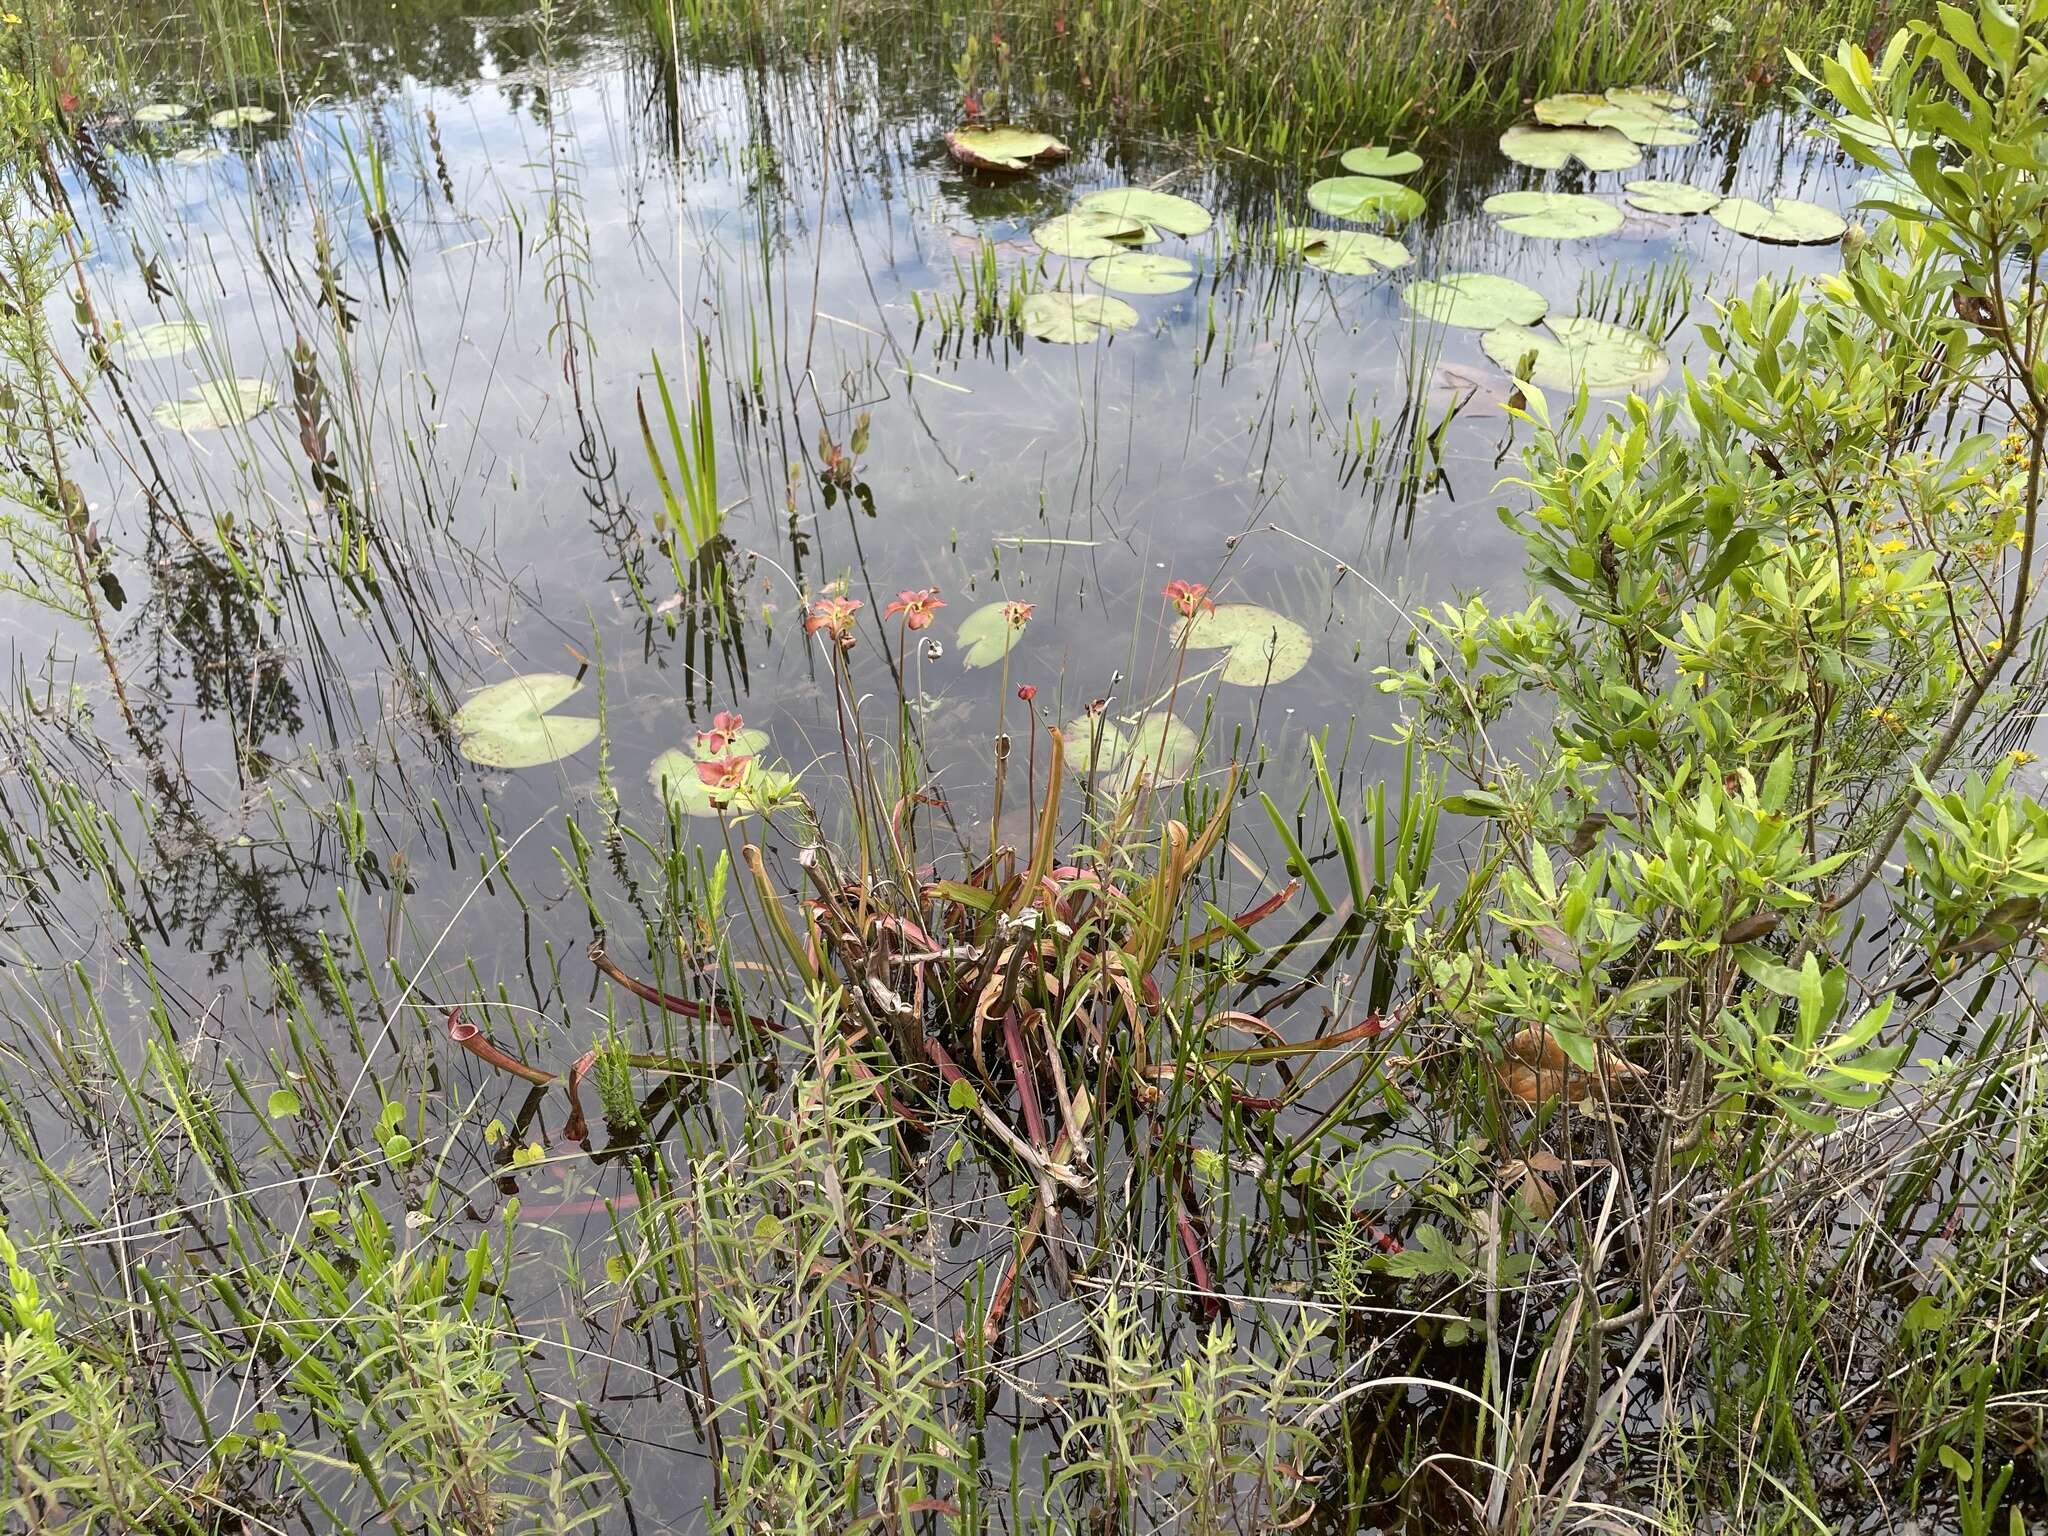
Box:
left=1483, top=190, right=1623, bottom=239
left=1111, top=713, right=1199, bottom=793
left=1533, top=92, right=1610, bottom=126
left=134, top=102, right=189, bottom=124
left=651, top=752, right=798, bottom=817
left=1607, top=85, right=1689, bottom=113
left=1019, top=292, right=1138, bottom=343
left=945, top=127, right=1070, bottom=172
left=209, top=106, right=275, bottom=127
left=122, top=320, right=209, bottom=360
left=1402, top=273, right=1547, bottom=329
left=151, top=377, right=275, bottom=430
left=1061, top=716, right=1131, bottom=773
left=172, top=146, right=224, bottom=165
left=1076, top=186, right=1211, bottom=237
left=1709, top=196, right=1846, bottom=244
left=957, top=602, right=1027, bottom=667
left=1086, top=252, right=1196, bottom=295
left=1498, top=124, right=1640, bottom=172
left=1281, top=228, right=1410, bottom=276
left=1480, top=316, right=1669, bottom=394
left=453, top=673, right=600, bottom=769
left=1174, top=602, right=1312, bottom=686
left=1033, top=210, right=1149, bottom=258
left=1339, top=144, right=1422, bottom=177
left=1306, top=175, right=1425, bottom=226
left=1586, top=103, right=1699, bottom=146
left=1623, top=179, right=1720, bottom=215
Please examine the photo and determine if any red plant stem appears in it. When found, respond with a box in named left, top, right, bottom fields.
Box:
left=1173, top=1180, right=1225, bottom=1320
left=1002, top=1008, right=1048, bottom=1150
left=588, top=940, right=787, bottom=1039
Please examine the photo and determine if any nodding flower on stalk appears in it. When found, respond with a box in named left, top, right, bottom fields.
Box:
left=694, top=710, right=746, bottom=757
left=885, top=587, right=946, bottom=630
left=1001, top=600, right=1034, bottom=628
left=1163, top=579, right=1214, bottom=617
left=806, top=595, right=863, bottom=649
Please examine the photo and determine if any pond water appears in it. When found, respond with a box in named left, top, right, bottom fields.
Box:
left=1, top=1, right=1886, bottom=1525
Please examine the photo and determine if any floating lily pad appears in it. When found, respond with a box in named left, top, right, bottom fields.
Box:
left=651, top=752, right=798, bottom=817
left=1586, top=103, right=1699, bottom=146
left=1061, top=716, right=1131, bottom=773
left=122, top=320, right=209, bottom=360
left=1339, top=144, right=1422, bottom=177
left=1623, top=179, right=1720, bottom=215
left=1483, top=190, right=1623, bottom=239
left=1533, top=92, right=1610, bottom=126
left=1075, top=186, right=1211, bottom=237
left=209, top=106, right=275, bottom=127
left=134, top=102, right=189, bottom=124
left=1019, top=292, right=1138, bottom=343
left=151, top=377, right=275, bottom=430
left=1499, top=124, right=1641, bottom=172
left=945, top=127, right=1070, bottom=172
left=1607, top=85, right=1689, bottom=113
left=957, top=602, right=1027, bottom=667
left=1402, top=273, right=1547, bottom=329
left=1086, top=252, right=1196, bottom=295
left=1111, top=712, right=1199, bottom=793
left=1709, top=196, right=1846, bottom=244
left=172, top=146, right=224, bottom=165
left=1033, top=210, right=1149, bottom=258
left=453, top=673, right=600, bottom=769
left=1281, top=227, right=1410, bottom=275
left=1174, top=602, right=1312, bottom=686
left=1480, top=316, right=1669, bottom=394
left=1306, top=175, right=1425, bottom=225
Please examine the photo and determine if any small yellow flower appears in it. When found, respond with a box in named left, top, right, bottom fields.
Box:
left=1865, top=705, right=1903, bottom=728
left=1, top=12, right=21, bottom=22
left=1878, top=537, right=1908, bottom=554
left=2009, top=750, right=2039, bottom=766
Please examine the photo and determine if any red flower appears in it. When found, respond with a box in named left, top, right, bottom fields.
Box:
left=885, top=587, right=946, bottom=630
left=1017, top=684, right=1037, bottom=702
left=694, top=710, right=746, bottom=758
left=695, top=754, right=755, bottom=795
left=806, top=595, right=863, bottom=648
left=1164, top=579, right=1214, bottom=617
left=1002, top=600, right=1035, bottom=628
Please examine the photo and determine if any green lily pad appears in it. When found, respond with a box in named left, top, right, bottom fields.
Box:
left=1086, top=252, right=1196, bottom=295
left=209, top=106, right=275, bottom=127
left=1402, top=273, right=1547, bottom=329
left=1339, top=144, right=1422, bottom=177
left=267, top=1087, right=301, bottom=1119
left=1111, top=712, right=1199, bottom=793
left=172, top=146, right=224, bottom=165
left=1061, top=716, right=1131, bottom=773
left=453, top=673, right=600, bottom=769
left=1174, top=602, right=1312, bottom=686
left=134, top=102, right=189, bottom=124
left=1498, top=124, right=1640, bottom=172
left=1586, top=103, right=1699, bottom=146
left=957, top=602, right=1028, bottom=667
left=1480, top=316, right=1669, bottom=394
left=1533, top=92, right=1610, bottom=126
left=1076, top=186, right=1211, bottom=237
left=1623, top=180, right=1720, bottom=215
left=946, top=127, right=1070, bottom=172
left=1483, top=190, right=1623, bottom=239
left=1607, top=85, right=1689, bottom=113
left=151, top=377, right=275, bottom=430
left=1281, top=228, right=1410, bottom=275
left=122, top=320, right=209, bottom=360
left=1033, top=210, right=1149, bottom=258
left=1709, top=196, right=1847, bottom=244
left=1020, top=292, right=1139, bottom=343
left=651, top=751, right=798, bottom=817
left=1306, top=175, right=1425, bottom=226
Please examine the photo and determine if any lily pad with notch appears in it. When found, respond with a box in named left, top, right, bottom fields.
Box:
left=1306, top=175, right=1425, bottom=226
left=134, top=102, right=189, bottom=124
left=945, top=127, right=1070, bottom=172
left=1586, top=102, right=1699, bottom=146
left=1533, top=92, right=1610, bottom=126
left=1623, top=180, right=1720, bottom=215
left=1402, top=273, right=1547, bottom=329
left=1020, top=292, right=1139, bottom=343
left=1339, top=144, right=1422, bottom=177
left=1075, top=186, right=1211, bottom=237
left=1709, top=196, right=1846, bottom=244
left=209, top=106, right=276, bottom=127
left=650, top=752, right=798, bottom=817
left=1032, top=210, right=1151, bottom=258
left=957, top=602, right=1028, bottom=667
left=122, top=320, right=209, bottom=360
left=453, top=673, right=601, bottom=769
left=1483, top=190, right=1623, bottom=239
left=1086, top=252, right=1196, bottom=295
left=151, top=377, right=275, bottom=430
left=1110, top=712, right=1199, bottom=794
left=1281, top=227, right=1410, bottom=275
left=1499, top=124, right=1640, bottom=172
left=1174, top=602, right=1312, bottom=686
left=1480, top=316, right=1669, bottom=394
